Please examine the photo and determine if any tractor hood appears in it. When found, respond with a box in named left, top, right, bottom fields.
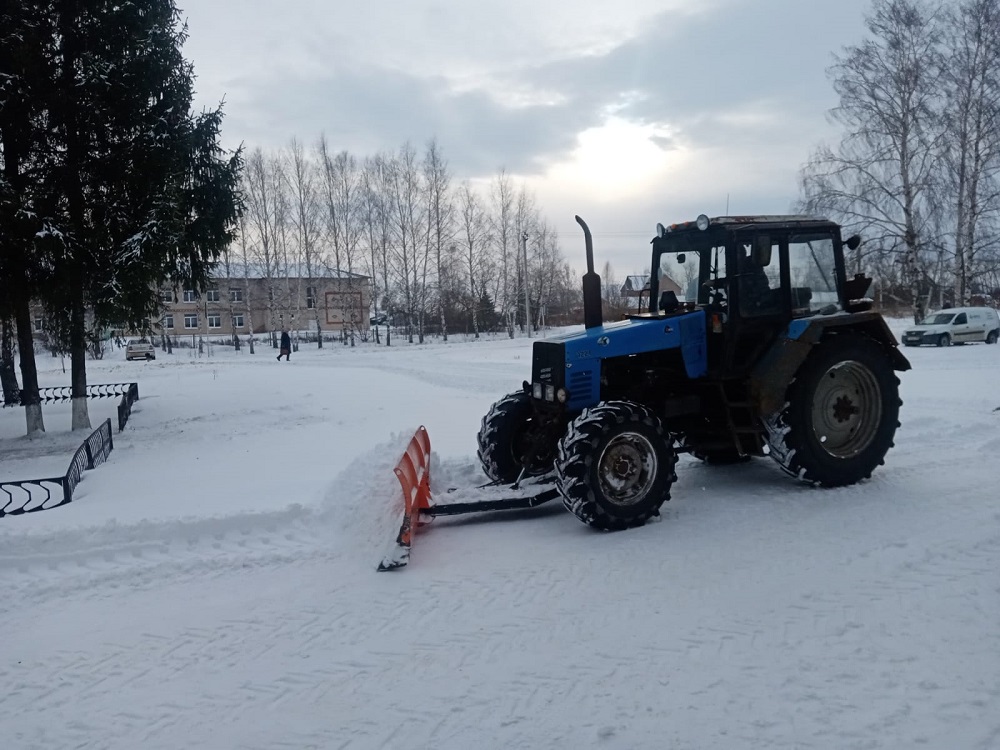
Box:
left=532, top=310, right=708, bottom=412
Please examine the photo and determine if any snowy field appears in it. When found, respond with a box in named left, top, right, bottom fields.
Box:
left=2, top=322, right=999, bottom=750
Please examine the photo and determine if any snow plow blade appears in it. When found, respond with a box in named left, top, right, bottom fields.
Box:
left=377, top=426, right=559, bottom=571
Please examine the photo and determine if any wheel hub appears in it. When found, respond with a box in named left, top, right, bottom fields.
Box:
left=832, top=395, right=860, bottom=423
left=811, top=360, right=882, bottom=458
left=597, top=433, right=658, bottom=506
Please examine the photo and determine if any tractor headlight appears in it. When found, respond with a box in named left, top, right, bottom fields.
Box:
left=696, top=214, right=710, bottom=231
left=656, top=222, right=666, bottom=238
left=544, top=385, right=555, bottom=402
left=532, top=382, right=543, bottom=400
left=556, top=388, right=568, bottom=404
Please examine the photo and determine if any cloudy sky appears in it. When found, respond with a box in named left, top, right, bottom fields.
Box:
left=180, top=0, right=871, bottom=274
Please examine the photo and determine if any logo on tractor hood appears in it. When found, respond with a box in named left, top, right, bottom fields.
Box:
left=597, top=336, right=609, bottom=346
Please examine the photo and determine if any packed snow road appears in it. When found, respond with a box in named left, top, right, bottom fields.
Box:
left=2, top=328, right=999, bottom=749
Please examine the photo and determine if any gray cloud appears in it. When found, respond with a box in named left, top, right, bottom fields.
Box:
left=184, top=0, right=873, bottom=271
left=216, top=0, right=867, bottom=180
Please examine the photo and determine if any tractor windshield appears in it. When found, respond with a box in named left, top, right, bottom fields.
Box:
left=655, top=237, right=725, bottom=308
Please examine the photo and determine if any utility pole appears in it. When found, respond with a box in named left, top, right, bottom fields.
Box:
left=521, top=231, right=531, bottom=337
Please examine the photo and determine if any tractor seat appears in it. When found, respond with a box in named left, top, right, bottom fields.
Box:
left=659, top=290, right=680, bottom=313
left=791, top=287, right=813, bottom=309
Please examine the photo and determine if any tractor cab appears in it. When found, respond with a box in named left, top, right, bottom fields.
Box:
left=641, top=215, right=864, bottom=376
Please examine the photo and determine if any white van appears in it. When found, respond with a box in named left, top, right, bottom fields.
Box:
left=901, top=306, right=1000, bottom=347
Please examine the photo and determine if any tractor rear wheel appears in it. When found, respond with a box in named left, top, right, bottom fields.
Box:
left=556, top=401, right=677, bottom=530
left=765, top=333, right=901, bottom=486
left=477, top=391, right=555, bottom=483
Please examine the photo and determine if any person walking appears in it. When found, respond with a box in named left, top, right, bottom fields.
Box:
left=277, top=329, right=291, bottom=361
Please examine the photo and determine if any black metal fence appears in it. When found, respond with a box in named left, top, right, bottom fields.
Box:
left=2, top=382, right=137, bottom=408
left=0, top=418, right=114, bottom=518
left=117, top=382, right=139, bottom=432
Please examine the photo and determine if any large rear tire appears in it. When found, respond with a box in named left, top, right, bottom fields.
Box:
left=556, top=401, right=677, bottom=530
left=477, top=391, right=554, bottom=483
left=765, top=333, right=901, bottom=487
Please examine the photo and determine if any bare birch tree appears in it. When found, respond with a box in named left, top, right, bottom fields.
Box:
left=286, top=137, right=323, bottom=346
left=457, top=180, right=487, bottom=338
left=941, top=0, right=1000, bottom=304
left=423, top=138, right=455, bottom=341
left=800, top=0, right=945, bottom=321
left=242, top=148, right=284, bottom=346
left=489, top=169, right=516, bottom=337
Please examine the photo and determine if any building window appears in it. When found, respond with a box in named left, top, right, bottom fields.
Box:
left=162, top=314, right=174, bottom=330
left=230, top=287, right=243, bottom=303
left=207, top=314, right=221, bottom=329
left=33, top=316, right=44, bottom=333
left=160, top=289, right=173, bottom=303
left=182, top=289, right=197, bottom=302
left=184, top=314, right=198, bottom=329
left=232, top=314, right=244, bottom=328
left=306, top=286, right=317, bottom=309
left=267, top=287, right=275, bottom=302
left=206, top=288, right=220, bottom=302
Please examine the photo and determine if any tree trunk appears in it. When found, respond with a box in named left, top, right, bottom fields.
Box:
left=1, top=316, right=20, bottom=406
left=70, top=293, right=90, bottom=430
left=13, top=290, right=44, bottom=435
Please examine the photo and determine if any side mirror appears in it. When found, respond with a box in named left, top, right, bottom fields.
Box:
left=846, top=234, right=861, bottom=250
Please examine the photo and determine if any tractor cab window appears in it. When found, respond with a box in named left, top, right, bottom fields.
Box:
left=737, top=236, right=782, bottom=317
left=787, top=234, right=840, bottom=315
left=695, top=244, right=728, bottom=306
left=658, top=252, right=699, bottom=305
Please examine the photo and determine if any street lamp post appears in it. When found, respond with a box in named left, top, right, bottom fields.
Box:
left=522, top=231, right=531, bottom=338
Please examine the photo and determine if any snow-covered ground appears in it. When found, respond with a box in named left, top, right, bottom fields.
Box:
left=2, top=322, right=999, bottom=750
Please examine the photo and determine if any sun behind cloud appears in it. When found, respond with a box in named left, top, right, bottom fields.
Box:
left=543, top=116, right=691, bottom=201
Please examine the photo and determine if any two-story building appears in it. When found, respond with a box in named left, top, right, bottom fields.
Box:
left=154, top=266, right=370, bottom=338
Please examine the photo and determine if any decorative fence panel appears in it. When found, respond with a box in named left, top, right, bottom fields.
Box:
left=117, top=383, right=139, bottom=432
left=2, top=382, right=137, bottom=408
left=0, top=418, right=114, bottom=518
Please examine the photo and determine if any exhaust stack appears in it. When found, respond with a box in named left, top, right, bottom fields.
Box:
left=576, top=215, right=603, bottom=330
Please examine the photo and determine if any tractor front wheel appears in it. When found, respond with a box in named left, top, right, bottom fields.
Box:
left=556, top=401, right=677, bottom=530
left=477, top=391, right=555, bottom=483
left=765, top=333, right=901, bottom=486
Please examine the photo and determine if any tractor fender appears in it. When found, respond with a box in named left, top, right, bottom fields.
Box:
left=750, top=311, right=911, bottom=417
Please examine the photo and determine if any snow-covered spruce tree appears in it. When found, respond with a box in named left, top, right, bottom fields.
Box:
left=0, top=1, right=59, bottom=435
left=39, top=0, right=242, bottom=429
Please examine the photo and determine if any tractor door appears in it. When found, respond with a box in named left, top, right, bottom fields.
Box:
left=723, top=227, right=845, bottom=374
left=724, top=231, right=786, bottom=374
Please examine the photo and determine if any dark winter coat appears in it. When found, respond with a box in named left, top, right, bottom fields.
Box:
left=280, top=332, right=291, bottom=350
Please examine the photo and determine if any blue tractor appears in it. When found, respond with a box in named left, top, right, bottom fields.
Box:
left=476, top=214, right=911, bottom=531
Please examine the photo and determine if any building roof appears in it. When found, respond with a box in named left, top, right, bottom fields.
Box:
left=211, top=261, right=369, bottom=281
left=623, top=275, right=650, bottom=291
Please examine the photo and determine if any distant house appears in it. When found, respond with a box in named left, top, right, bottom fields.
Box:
left=622, top=275, right=650, bottom=299
left=154, top=265, right=370, bottom=338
